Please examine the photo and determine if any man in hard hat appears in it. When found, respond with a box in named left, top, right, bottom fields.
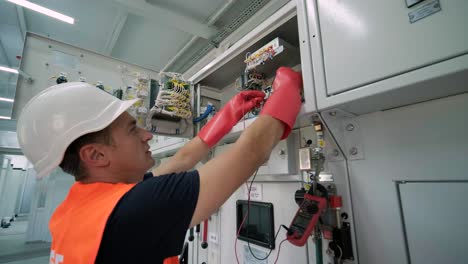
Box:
left=17, top=67, right=302, bottom=264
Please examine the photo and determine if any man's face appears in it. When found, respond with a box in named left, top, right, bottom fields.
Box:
left=107, top=112, right=155, bottom=182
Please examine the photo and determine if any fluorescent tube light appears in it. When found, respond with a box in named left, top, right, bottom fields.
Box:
left=0, top=66, right=19, bottom=74
left=0, top=97, right=14, bottom=103
left=0, top=116, right=11, bottom=120
left=7, top=0, right=75, bottom=24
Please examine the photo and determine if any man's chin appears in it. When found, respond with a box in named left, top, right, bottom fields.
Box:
left=147, top=157, right=156, bottom=168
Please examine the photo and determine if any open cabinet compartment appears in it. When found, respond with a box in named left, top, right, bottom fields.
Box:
left=189, top=1, right=316, bottom=142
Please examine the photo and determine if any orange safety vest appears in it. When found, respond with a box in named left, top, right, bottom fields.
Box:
left=49, top=182, right=179, bottom=264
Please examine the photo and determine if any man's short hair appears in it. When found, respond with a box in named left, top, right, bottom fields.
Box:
left=59, top=126, right=112, bottom=181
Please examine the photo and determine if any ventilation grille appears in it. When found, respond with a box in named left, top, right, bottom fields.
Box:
left=171, top=0, right=270, bottom=74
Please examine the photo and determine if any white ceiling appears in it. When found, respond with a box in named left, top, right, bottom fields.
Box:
left=0, top=1, right=23, bottom=68
left=25, top=0, right=125, bottom=54
left=0, top=0, right=270, bottom=71
left=0, top=0, right=273, bottom=118
left=111, top=13, right=194, bottom=70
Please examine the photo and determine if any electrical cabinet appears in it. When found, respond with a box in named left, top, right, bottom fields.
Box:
left=149, top=136, right=188, bottom=158
left=185, top=1, right=317, bottom=175
left=256, top=132, right=298, bottom=176
left=15, top=33, right=194, bottom=157
left=305, top=0, right=468, bottom=113
left=15, top=34, right=154, bottom=125
left=182, top=2, right=359, bottom=264
left=189, top=0, right=317, bottom=118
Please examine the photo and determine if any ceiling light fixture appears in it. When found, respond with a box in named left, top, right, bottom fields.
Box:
left=0, top=97, right=14, bottom=103
left=0, top=116, right=12, bottom=120
left=0, top=66, right=19, bottom=74
left=7, top=0, right=75, bottom=24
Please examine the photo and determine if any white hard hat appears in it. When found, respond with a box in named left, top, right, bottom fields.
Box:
left=17, top=82, right=139, bottom=178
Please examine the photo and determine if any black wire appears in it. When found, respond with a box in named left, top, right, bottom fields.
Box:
left=245, top=169, right=288, bottom=261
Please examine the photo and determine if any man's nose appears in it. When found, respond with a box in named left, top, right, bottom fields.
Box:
left=140, top=128, right=153, bottom=142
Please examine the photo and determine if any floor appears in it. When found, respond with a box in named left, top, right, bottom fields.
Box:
left=0, top=218, right=50, bottom=264
left=1, top=256, right=49, bottom=264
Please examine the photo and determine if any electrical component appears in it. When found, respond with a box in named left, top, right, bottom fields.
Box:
left=145, top=72, right=192, bottom=135
left=288, top=152, right=327, bottom=247
left=113, top=88, right=123, bottom=100
left=136, top=106, right=148, bottom=115
left=155, top=72, right=191, bottom=119
left=147, top=118, right=189, bottom=135
left=263, top=85, right=272, bottom=100
left=236, top=200, right=275, bottom=249
left=244, top=37, right=287, bottom=70
left=329, top=223, right=354, bottom=261
left=235, top=70, right=266, bottom=91
left=188, top=227, right=194, bottom=242
left=201, top=219, right=208, bottom=249
left=193, top=103, right=214, bottom=123
left=95, top=81, right=104, bottom=91
left=179, top=242, right=189, bottom=264
left=329, top=195, right=343, bottom=229
left=314, top=122, right=325, bottom=148
left=55, top=72, right=68, bottom=84
left=287, top=194, right=327, bottom=247
left=1, top=217, right=11, bottom=228
left=299, top=147, right=313, bottom=171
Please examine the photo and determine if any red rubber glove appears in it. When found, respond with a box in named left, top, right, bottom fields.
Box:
left=198, top=90, right=265, bottom=147
left=260, top=67, right=303, bottom=139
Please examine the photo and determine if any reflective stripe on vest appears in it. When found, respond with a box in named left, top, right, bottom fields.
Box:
left=49, top=182, right=179, bottom=264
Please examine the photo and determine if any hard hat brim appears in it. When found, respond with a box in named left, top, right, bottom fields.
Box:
left=34, top=98, right=140, bottom=178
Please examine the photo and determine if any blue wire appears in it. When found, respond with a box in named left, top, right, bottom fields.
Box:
left=193, top=104, right=214, bottom=123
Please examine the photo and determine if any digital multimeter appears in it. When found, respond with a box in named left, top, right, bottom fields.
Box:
left=287, top=193, right=327, bottom=246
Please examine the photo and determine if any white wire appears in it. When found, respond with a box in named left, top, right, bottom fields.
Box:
left=336, top=244, right=343, bottom=262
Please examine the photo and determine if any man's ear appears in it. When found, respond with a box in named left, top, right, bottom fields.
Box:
left=79, top=144, right=110, bottom=168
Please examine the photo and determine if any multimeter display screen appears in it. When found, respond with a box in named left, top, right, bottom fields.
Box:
left=294, top=215, right=310, bottom=229
left=236, top=200, right=275, bottom=249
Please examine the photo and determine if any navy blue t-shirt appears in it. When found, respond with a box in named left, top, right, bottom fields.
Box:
left=95, top=170, right=200, bottom=264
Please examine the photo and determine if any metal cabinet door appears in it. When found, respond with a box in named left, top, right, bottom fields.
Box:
left=315, top=0, right=468, bottom=95
left=398, top=181, right=468, bottom=264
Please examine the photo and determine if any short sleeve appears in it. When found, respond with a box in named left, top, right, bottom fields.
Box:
left=96, top=170, right=200, bottom=263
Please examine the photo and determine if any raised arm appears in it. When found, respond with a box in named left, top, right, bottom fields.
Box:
left=152, top=90, right=265, bottom=176
left=190, top=67, right=303, bottom=226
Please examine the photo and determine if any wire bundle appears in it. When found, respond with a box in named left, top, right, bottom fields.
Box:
left=147, top=73, right=192, bottom=120
left=154, top=75, right=192, bottom=119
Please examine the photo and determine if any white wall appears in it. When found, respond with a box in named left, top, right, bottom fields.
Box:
left=0, top=155, right=8, bottom=207
left=6, top=155, right=29, bottom=169
left=14, top=33, right=160, bottom=128
left=0, top=168, right=25, bottom=219
left=19, top=168, right=36, bottom=215
left=0, top=155, right=37, bottom=217
left=26, top=168, right=74, bottom=242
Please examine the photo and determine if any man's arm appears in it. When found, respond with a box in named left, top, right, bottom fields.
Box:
left=152, top=137, right=210, bottom=176
left=190, top=115, right=283, bottom=226
left=152, top=90, right=265, bottom=176
left=189, top=67, right=303, bottom=227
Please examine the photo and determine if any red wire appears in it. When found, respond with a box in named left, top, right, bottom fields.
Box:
left=202, top=219, right=208, bottom=243
left=235, top=182, right=251, bottom=264
left=235, top=101, right=247, bottom=264
left=273, top=238, right=288, bottom=264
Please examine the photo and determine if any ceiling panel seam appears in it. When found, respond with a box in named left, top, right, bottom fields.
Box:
left=115, top=0, right=218, bottom=39
left=174, top=0, right=269, bottom=73
left=104, top=10, right=128, bottom=56
left=161, top=0, right=237, bottom=71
